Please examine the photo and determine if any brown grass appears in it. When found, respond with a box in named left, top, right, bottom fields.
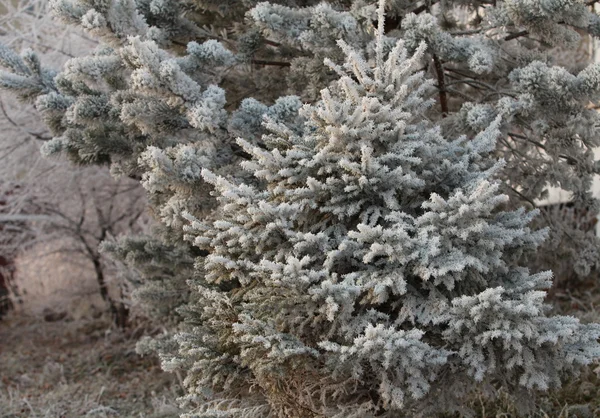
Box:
left=0, top=315, right=181, bottom=418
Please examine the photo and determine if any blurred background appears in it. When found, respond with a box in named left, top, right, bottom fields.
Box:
left=0, top=1, right=181, bottom=416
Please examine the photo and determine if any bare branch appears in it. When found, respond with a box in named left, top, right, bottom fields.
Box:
left=432, top=54, right=448, bottom=117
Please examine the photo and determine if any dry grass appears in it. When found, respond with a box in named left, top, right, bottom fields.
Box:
left=0, top=315, right=181, bottom=418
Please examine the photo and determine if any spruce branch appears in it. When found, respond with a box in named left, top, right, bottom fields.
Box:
left=250, top=59, right=291, bottom=67
left=505, top=30, right=529, bottom=41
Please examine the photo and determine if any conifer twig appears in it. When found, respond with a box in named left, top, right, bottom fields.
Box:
left=504, top=30, right=529, bottom=41
left=251, top=59, right=291, bottom=67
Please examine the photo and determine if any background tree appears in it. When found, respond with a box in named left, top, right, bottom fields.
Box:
left=0, top=148, right=148, bottom=326
left=29, top=167, right=147, bottom=327
left=0, top=0, right=149, bottom=325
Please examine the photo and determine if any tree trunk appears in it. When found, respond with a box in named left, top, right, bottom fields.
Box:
left=92, top=257, right=129, bottom=328
left=0, top=255, right=14, bottom=319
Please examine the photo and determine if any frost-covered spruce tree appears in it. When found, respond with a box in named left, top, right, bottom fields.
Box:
left=1, top=0, right=600, bottom=414
left=180, top=17, right=600, bottom=416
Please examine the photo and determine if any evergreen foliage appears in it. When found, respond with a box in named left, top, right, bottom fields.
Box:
left=179, top=27, right=600, bottom=416
left=1, top=0, right=600, bottom=416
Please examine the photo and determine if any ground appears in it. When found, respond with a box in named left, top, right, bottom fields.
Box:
left=0, top=315, right=181, bottom=418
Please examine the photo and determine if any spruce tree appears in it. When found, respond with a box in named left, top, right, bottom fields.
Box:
left=179, top=19, right=600, bottom=416
left=0, top=0, right=600, bottom=416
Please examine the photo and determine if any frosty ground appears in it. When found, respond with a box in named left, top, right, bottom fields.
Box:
left=0, top=315, right=181, bottom=418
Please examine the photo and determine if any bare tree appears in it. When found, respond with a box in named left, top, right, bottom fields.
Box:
left=30, top=168, right=147, bottom=326
left=0, top=157, right=149, bottom=326
left=0, top=0, right=148, bottom=325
